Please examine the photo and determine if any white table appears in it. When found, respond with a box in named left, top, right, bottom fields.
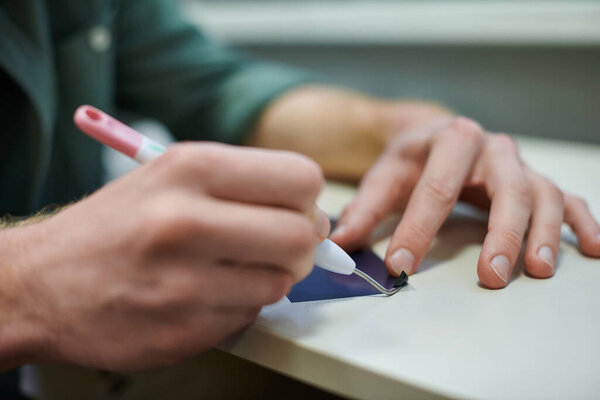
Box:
left=219, top=136, right=600, bottom=400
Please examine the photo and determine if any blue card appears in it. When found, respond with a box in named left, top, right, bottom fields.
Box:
left=287, top=247, right=399, bottom=303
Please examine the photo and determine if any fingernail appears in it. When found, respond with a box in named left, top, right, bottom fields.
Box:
left=537, top=246, right=555, bottom=273
left=389, top=248, right=414, bottom=276
left=490, top=255, right=511, bottom=283
left=316, top=209, right=331, bottom=240
left=596, top=233, right=600, bottom=241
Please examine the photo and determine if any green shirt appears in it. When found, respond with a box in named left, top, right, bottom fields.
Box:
left=0, top=0, right=311, bottom=215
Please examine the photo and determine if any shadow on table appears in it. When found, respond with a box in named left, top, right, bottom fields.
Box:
left=37, top=350, right=345, bottom=400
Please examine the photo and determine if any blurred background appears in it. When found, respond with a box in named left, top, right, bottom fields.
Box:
left=179, top=0, right=600, bottom=144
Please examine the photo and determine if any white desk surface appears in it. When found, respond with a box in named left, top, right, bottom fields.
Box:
left=219, top=136, right=600, bottom=400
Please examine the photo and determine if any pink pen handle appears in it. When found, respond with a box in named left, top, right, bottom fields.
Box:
left=74, top=105, right=143, bottom=158
left=74, top=105, right=165, bottom=163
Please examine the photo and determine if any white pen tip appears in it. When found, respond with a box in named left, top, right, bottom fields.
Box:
left=314, top=239, right=356, bottom=275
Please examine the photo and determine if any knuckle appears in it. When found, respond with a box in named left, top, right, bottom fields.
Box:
left=160, top=144, right=196, bottom=170
left=191, top=143, right=227, bottom=174
left=129, top=283, right=188, bottom=313
left=539, top=180, right=564, bottom=205
left=403, top=222, right=432, bottom=245
left=448, top=116, right=484, bottom=142
left=491, top=133, right=518, bottom=154
left=421, top=176, right=457, bottom=207
left=160, top=143, right=186, bottom=161
left=160, top=143, right=226, bottom=179
left=508, top=181, right=533, bottom=206
left=141, top=199, right=198, bottom=249
left=536, top=176, right=557, bottom=192
left=147, top=204, right=189, bottom=233
left=156, top=276, right=196, bottom=309
left=494, top=227, right=524, bottom=253
left=567, top=195, right=588, bottom=210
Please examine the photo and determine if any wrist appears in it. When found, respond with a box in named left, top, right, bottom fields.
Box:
left=0, top=225, right=49, bottom=369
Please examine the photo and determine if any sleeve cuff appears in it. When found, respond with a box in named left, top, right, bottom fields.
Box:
left=214, top=62, right=320, bottom=145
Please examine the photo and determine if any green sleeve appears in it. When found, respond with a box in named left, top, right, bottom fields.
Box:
left=115, top=0, right=314, bottom=144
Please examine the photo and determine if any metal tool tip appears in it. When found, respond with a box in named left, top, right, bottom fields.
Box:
left=393, top=271, right=409, bottom=288
left=352, top=268, right=408, bottom=297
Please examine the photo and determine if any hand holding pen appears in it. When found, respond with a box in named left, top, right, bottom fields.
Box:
left=75, top=105, right=407, bottom=294
left=0, top=106, right=340, bottom=372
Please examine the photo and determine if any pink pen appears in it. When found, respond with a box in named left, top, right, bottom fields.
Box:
left=74, top=105, right=166, bottom=163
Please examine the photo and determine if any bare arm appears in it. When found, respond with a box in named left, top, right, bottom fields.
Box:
left=248, top=86, right=451, bottom=182
left=0, top=226, right=44, bottom=370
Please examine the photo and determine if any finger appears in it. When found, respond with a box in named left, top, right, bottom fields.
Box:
left=384, top=117, right=484, bottom=276
left=477, top=135, right=532, bottom=289
left=167, top=197, right=318, bottom=282
left=310, top=206, right=331, bottom=242
left=329, top=155, right=409, bottom=251
left=523, top=173, right=563, bottom=278
left=149, top=261, right=295, bottom=327
left=564, top=194, right=600, bottom=257
left=160, top=143, right=324, bottom=213
left=197, top=263, right=294, bottom=309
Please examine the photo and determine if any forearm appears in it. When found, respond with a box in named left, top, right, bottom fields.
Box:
left=0, top=226, right=44, bottom=371
left=0, top=209, right=67, bottom=370
left=248, top=85, right=453, bottom=182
